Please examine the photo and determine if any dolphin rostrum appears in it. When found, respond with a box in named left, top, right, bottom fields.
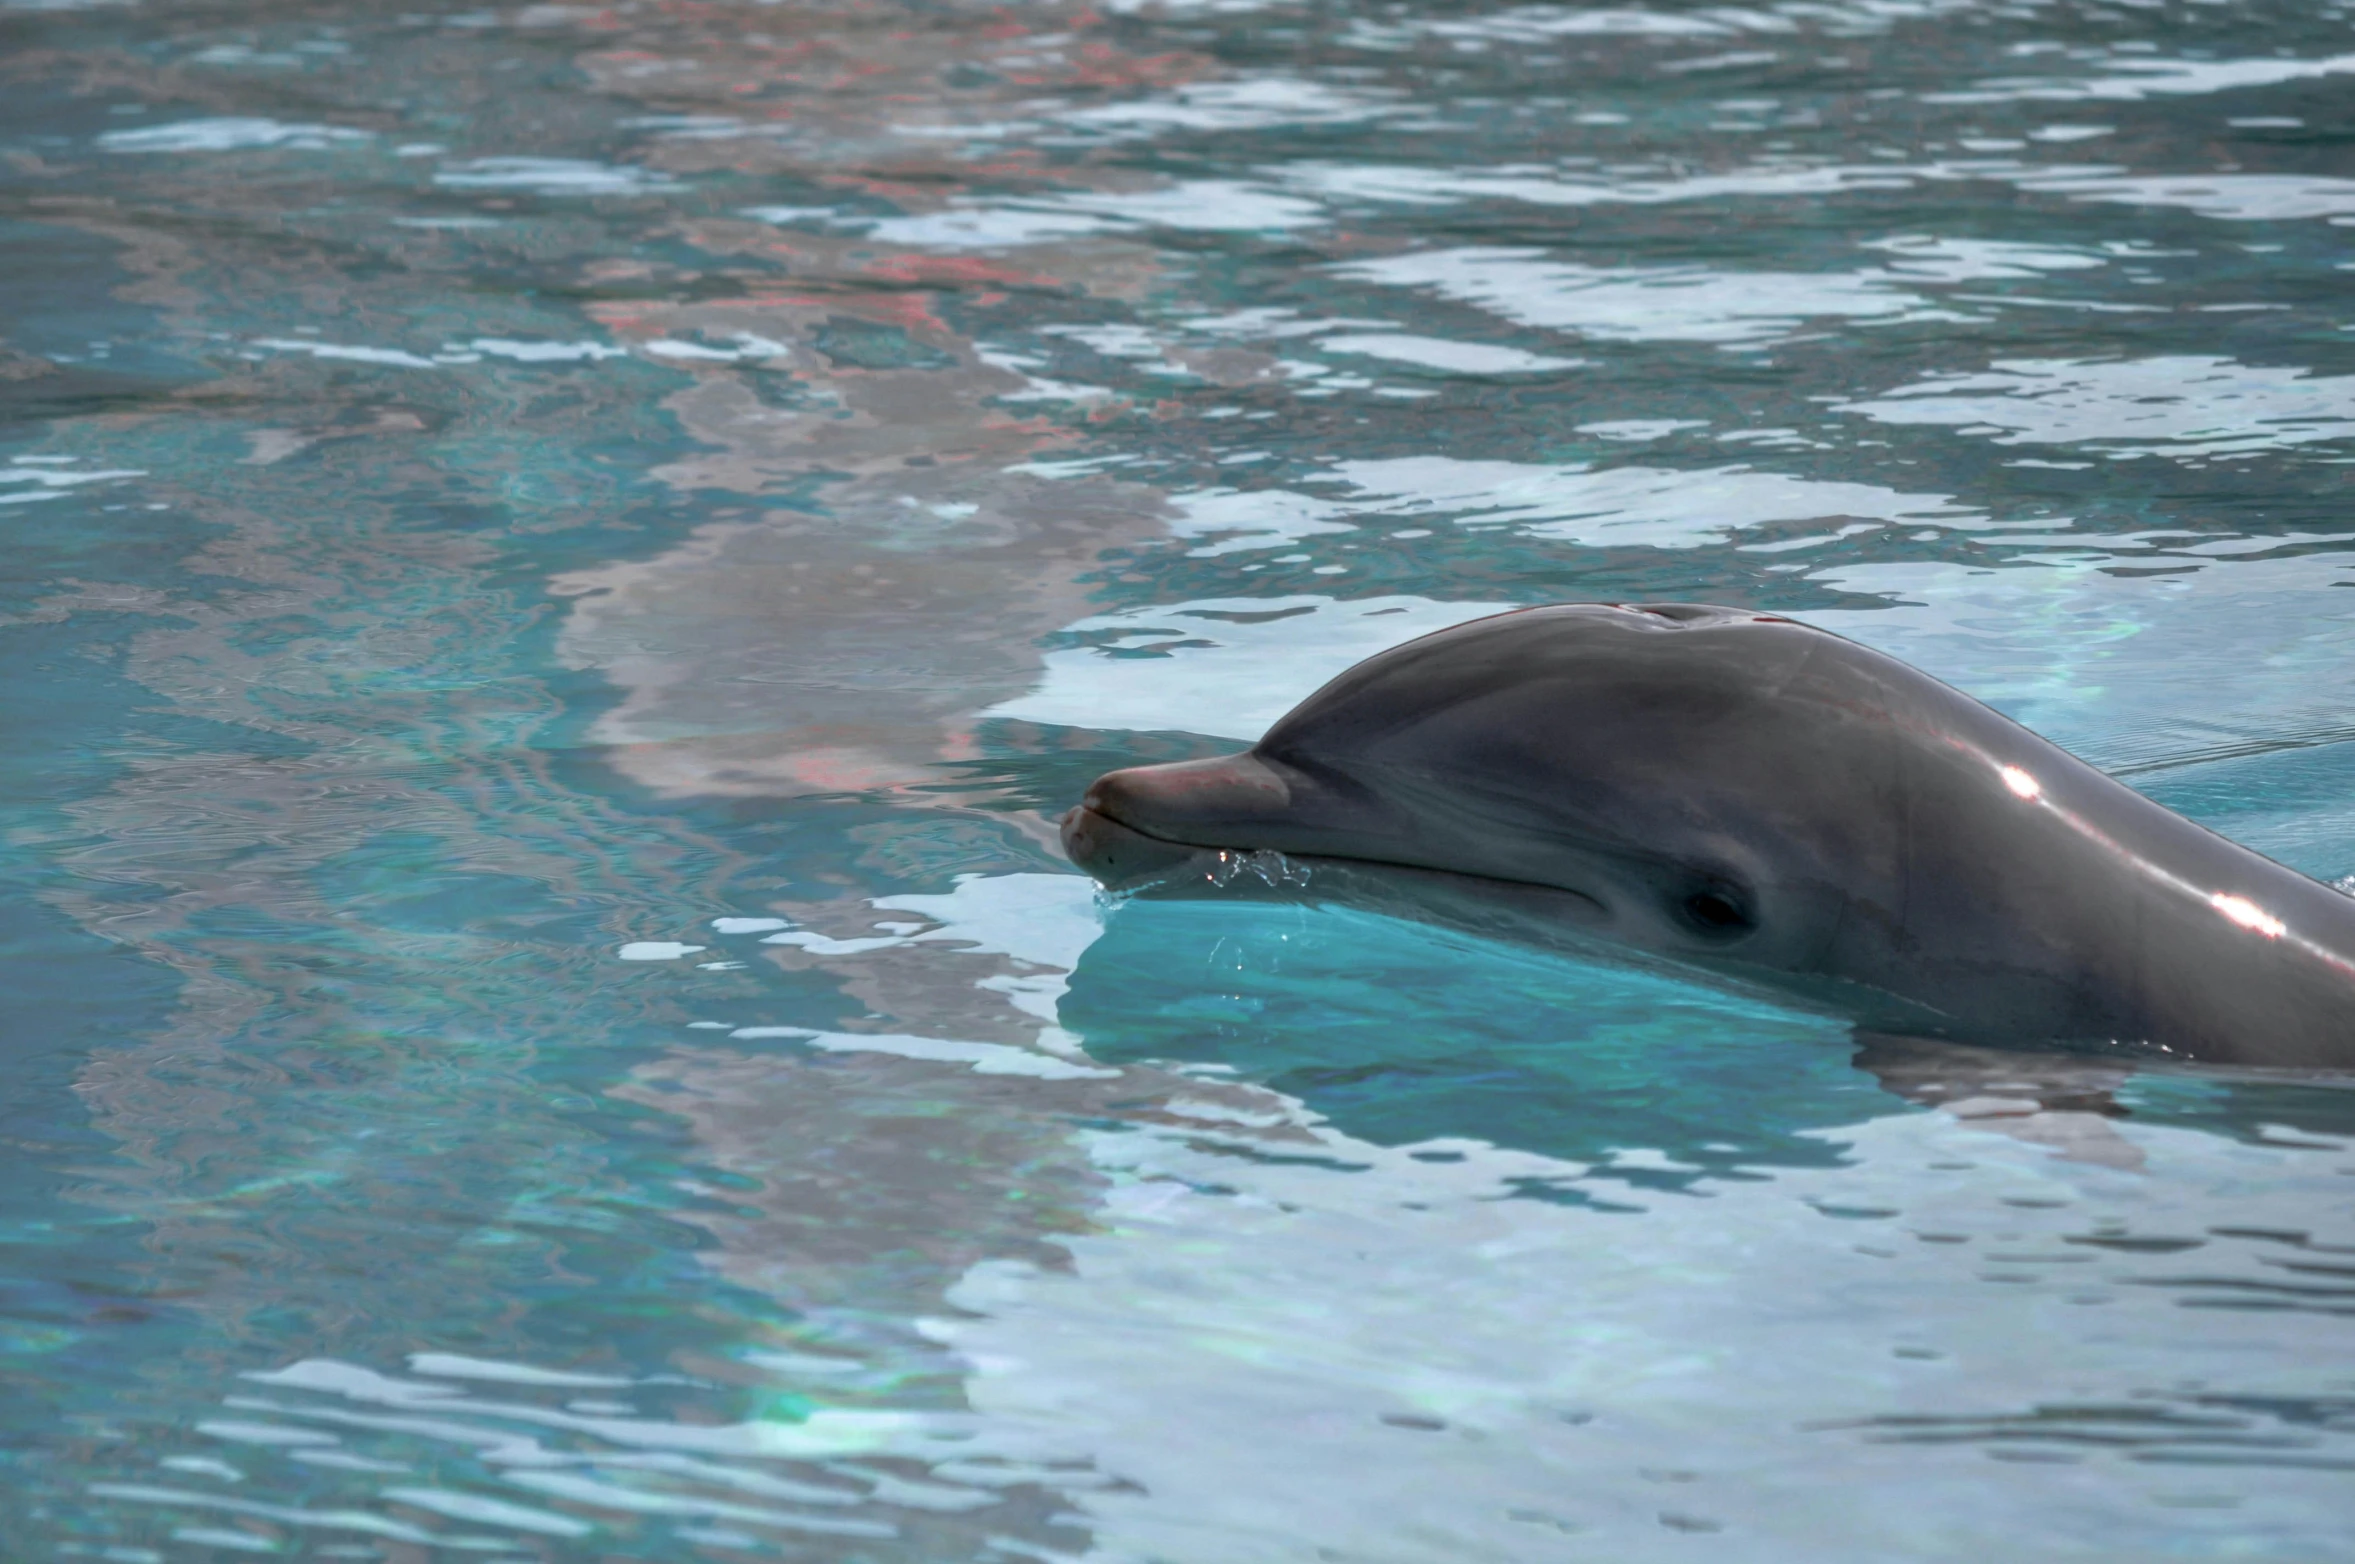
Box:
left=1061, top=603, right=2355, bottom=1068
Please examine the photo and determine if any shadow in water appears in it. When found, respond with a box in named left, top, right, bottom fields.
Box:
left=1062, top=896, right=1870, bottom=1194
left=1063, top=892, right=2355, bottom=1192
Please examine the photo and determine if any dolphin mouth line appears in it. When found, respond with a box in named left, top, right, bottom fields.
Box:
left=1068, top=803, right=1610, bottom=918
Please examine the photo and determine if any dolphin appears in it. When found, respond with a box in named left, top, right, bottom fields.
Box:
left=1061, top=603, right=2355, bottom=1069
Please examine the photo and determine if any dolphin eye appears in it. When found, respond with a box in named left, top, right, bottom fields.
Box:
left=1677, top=884, right=1755, bottom=938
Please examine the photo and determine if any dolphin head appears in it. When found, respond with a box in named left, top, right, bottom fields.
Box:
left=1064, top=601, right=2355, bottom=1062
left=1062, top=603, right=1926, bottom=978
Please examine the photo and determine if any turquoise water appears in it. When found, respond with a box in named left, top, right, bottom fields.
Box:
left=3, top=0, right=2355, bottom=1557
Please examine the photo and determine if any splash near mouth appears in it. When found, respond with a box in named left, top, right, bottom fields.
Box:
left=1203, top=847, right=1316, bottom=891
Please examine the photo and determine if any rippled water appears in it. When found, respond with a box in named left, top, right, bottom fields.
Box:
left=3, top=0, right=2354, bottom=1557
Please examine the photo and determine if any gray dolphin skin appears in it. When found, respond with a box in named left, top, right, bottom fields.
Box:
left=1061, top=603, right=2355, bottom=1069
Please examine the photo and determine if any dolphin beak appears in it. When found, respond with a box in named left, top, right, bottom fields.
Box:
left=1058, top=799, right=1208, bottom=886
left=1086, top=753, right=1297, bottom=838
left=1061, top=752, right=1303, bottom=887
left=1062, top=751, right=1613, bottom=932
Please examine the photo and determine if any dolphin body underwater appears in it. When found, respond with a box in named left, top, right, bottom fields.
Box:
left=1061, top=603, right=2355, bottom=1070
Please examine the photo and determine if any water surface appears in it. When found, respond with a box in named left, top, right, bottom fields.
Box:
left=3, top=0, right=2354, bottom=1558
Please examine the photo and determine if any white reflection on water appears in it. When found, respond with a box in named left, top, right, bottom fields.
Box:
left=1929, top=49, right=2355, bottom=105
left=1313, top=456, right=1982, bottom=546
left=1181, top=306, right=1395, bottom=340
left=864, top=181, right=1329, bottom=250
left=871, top=870, right=1108, bottom=979
left=1342, top=5, right=1760, bottom=47
left=746, top=871, right=1108, bottom=1049
left=0, top=456, right=146, bottom=504
left=633, top=867, right=2355, bottom=1562
left=1288, top=156, right=2355, bottom=233
left=1317, top=332, right=1584, bottom=374
left=95, top=117, right=371, bottom=153
left=1280, top=159, right=1929, bottom=212
left=2021, top=171, right=2355, bottom=223
left=460, top=337, right=629, bottom=363
left=922, top=1094, right=2355, bottom=1564
left=432, top=156, right=683, bottom=196
left=1836, top=357, right=2355, bottom=459
left=579, top=863, right=2351, bottom=1558
left=985, top=596, right=1515, bottom=740
left=1054, top=78, right=1407, bottom=136
left=251, top=335, right=633, bottom=369
left=1867, top=234, right=2106, bottom=282
left=1164, top=487, right=1360, bottom=558
left=246, top=1358, right=964, bottom=1461
left=137, top=1358, right=973, bottom=1547
left=997, top=461, right=1992, bottom=738
left=727, top=1028, right=1120, bottom=1081
left=857, top=206, right=1119, bottom=250
left=249, top=338, right=447, bottom=369
left=1338, top=249, right=1956, bottom=347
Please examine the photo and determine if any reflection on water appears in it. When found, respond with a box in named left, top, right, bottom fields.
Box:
left=4, top=0, right=2355, bottom=1557
left=1839, top=356, right=2355, bottom=457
